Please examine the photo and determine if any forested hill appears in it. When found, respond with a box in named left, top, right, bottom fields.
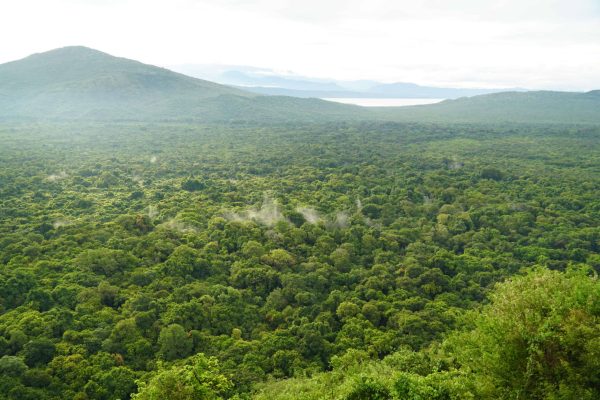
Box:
left=1, top=46, right=599, bottom=124
left=0, top=47, right=368, bottom=122
left=377, top=90, right=600, bottom=124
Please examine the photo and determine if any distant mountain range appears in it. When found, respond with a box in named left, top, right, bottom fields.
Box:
left=0, top=46, right=599, bottom=124
left=171, top=64, right=523, bottom=99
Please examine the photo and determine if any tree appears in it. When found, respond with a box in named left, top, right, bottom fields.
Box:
left=337, top=301, right=360, bottom=321
left=133, top=354, right=232, bottom=400
left=241, top=241, right=265, bottom=258
left=162, top=245, right=206, bottom=278
left=345, top=377, right=392, bottom=400
left=446, top=267, right=600, bottom=400
left=181, top=179, right=206, bottom=192
left=0, top=355, right=28, bottom=377
left=75, top=248, right=139, bottom=276
left=158, top=324, right=192, bottom=361
left=90, top=366, right=138, bottom=400
left=479, top=168, right=504, bottom=181
left=22, top=338, right=56, bottom=367
left=262, top=249, right=295, bottom=270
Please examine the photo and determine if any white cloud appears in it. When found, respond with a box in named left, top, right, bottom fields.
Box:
left=0, top=0, right=599, bottom=90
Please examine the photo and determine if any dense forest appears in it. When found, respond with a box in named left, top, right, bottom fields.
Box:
left=0, top=121, right=598, bottom=399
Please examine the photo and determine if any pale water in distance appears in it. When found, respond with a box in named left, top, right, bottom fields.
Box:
left=323, top=98, right=445, bottom=107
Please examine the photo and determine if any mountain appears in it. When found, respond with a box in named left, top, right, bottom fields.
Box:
left=368, top=82, right=520, bottom=99
left=240, top=84, right=518, bottom=99
left=220, top=70, right=344, bottom=92
left=0, top=47, right=367, bottom=121
left=377, top=90, right=600, bottom=124
left=232, top=86, right=367, bottom=98
left=172, top=64, right=348, bottom=93
left=1, top=47, right=598, bottom=124
left=171, top=64, right=521, bottom=99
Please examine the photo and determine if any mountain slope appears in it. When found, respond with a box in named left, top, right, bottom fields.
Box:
left=376, top=90, right=600, bottom=124
left=0, top=46, right=247, bottom=96
left=0, top=47, right=367, bottom=121
left=1, top=47, right=598, bottom=124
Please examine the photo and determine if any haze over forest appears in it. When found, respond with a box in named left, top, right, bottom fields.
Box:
left=0, top=1, right=598, bottom=400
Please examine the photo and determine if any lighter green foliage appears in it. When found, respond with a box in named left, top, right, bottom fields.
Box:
left=445, top=267, right=600, bottom=399
left=133, top=354, right=232, bottom=400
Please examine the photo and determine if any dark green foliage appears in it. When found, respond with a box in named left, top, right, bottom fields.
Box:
left=181, top=178, right=206, bottom=192
left=88, top=366, right=138, bottom=400
left=255, top=268, right=598, bottom=400
left=158, top=324, right=193, bottom=361
left=479, top=168, right=504, bottom=181
left=0, top=120, right=598, bottom=399
left=22, top=338, right=56, bottom=367
left=0, top=355, right=28, bottom=377
left=75, top=248, right=139, bottom=276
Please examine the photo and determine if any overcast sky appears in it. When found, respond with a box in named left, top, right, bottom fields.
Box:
left=1, top=0, right=599, bottom=90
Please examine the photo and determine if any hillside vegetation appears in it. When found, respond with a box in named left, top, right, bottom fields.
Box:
left=376, top=90, right=600, bottom=124
left=0, top=47, right=367, bottom=122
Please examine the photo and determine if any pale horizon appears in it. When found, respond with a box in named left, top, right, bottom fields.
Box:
left=1, top=0, right=599, bottom=91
